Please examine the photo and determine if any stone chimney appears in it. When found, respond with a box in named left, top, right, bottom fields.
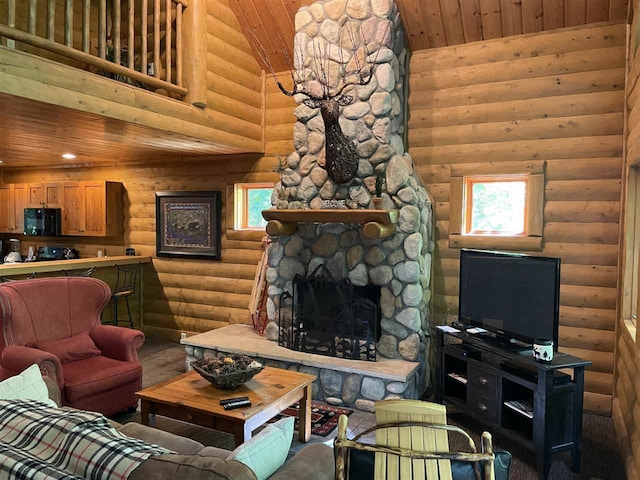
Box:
left=264, top=0, right=433, bottom=402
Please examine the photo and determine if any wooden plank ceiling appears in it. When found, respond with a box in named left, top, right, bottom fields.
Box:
left=227, top=0, right=628, bottom=71
left=0, top=94, right=242, bottom=168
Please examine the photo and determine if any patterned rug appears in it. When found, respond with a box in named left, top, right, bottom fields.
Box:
left=270, top=401, right=353, bottom=437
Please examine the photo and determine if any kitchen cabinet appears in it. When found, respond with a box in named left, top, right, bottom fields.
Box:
left=1, top=181, right=122, bottom=237
left=0, top=184, right=29, bottom=234
left=0, top=185, right=14, bottom=232
left=28, top=182, right=61, bottom=208
left=12, top=184, right=28, bottom=234
left=61, top=182, right=84, bottom=235
left=61, top=181, right=122, bottom=237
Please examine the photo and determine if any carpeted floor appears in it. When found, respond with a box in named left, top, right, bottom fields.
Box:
left=115, top=338, right=625, bottom=479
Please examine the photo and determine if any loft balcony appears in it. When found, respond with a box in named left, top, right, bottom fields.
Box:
left=0, top=0, right=265, bottom=166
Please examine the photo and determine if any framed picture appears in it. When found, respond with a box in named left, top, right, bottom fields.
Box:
left=155, top=191, right=222, bottom=260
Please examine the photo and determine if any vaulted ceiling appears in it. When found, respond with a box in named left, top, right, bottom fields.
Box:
left=227, top=0, right=629, bottom=72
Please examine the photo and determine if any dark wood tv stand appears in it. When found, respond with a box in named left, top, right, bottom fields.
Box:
left=434, top=328, right=591, bottom=480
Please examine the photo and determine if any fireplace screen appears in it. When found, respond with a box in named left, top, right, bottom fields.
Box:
left=278, top=265, right=380, bottom=361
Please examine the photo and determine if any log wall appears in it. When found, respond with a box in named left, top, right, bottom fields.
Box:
left=0, top=19, right=627, bottom=417
left=612, top=7, right=640, bottom=478
left=613, top=325, right=640, bottom=478
left=409, top=22, right=627, bottom=416
left=1, top=74, right=293, bottom=341
left=205, top=0, right=264, bottom=146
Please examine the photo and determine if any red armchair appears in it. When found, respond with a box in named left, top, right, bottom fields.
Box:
left=0, top=277, right=144, bottom=416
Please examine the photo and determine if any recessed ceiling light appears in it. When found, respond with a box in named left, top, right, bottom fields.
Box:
left=0, top=161, right=3, bottom=164
left=62, top=153, right=76, bottom=160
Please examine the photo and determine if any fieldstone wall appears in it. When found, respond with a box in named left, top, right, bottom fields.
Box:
left=264, top=0, right=434, bottom=402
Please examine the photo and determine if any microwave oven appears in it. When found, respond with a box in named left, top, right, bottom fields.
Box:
left=24, top=208, right=61, bottom=236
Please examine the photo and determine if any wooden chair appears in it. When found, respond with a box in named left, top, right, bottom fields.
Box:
left=334, top=400, right=495, bottom=480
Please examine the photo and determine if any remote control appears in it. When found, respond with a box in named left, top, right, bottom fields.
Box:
left=223, top=400, right=251, bottom=410
left=220, top=396, right=249, bottom=406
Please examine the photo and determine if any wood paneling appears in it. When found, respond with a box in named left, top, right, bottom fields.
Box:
left=225, top=0, right=628, bottom=69
left=410, top=23, right=626, bottom=415
left=0, top=93, right=248, bottom=168
left=1, top=73, right=290, bottom=342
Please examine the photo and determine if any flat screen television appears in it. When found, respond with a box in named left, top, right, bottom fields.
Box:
left=458, top=249, right=560, bottom=350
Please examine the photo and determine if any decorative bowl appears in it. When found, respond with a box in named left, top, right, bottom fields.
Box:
left=191, top=353, right=264, bottom=389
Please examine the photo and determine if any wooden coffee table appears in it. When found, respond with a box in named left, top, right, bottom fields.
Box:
left=136, top=367, right=316, bottom=445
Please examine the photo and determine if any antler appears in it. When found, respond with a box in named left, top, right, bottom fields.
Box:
left=329, top=20, right=391, bottom=99
left=247, top=15, right=392, bottom=102
left=246, top=29, right=322, bottom=100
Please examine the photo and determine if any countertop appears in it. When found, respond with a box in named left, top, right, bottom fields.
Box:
left=0, top=256, right=151, bottom=276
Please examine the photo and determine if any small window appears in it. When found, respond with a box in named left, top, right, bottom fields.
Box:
left=464, top=177, right=527, bottom=236
left=234, top=183, right=273, bottom=230
left=448, top=165, right=544, bottom=251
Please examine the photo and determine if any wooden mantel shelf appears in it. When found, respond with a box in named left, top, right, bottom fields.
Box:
left=262, top=209, right=399, bottom=239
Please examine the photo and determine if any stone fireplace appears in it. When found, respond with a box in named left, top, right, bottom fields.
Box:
left=183, top=0, right=433, bottom=412
left=261, top=0, right=434, bottom=408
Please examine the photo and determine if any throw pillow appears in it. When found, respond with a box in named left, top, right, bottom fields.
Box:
left=35, top=332, right=101, bottom=364
left=0, top=364, right=57, bottom=407
left=227, top=417, right=295, bottom=480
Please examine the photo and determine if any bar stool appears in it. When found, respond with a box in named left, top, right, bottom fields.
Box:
left=107, top=264, right=138, bottom=328
left=0, top=273, right=37, bottom=283
left=63, top=267, right=96, bottom=277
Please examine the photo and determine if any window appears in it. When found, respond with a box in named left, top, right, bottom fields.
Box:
left=464, top=177, right=527, bottom=235
left=448, top=165, right=544, bottom=251
left=621, top=167, right=640, bottom=333
left=234, top=183, right=273, bottom=230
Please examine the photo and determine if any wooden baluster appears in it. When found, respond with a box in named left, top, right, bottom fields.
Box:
left=65, top=0, right=73, bottom=47
left=7, top=0, right=15, bottom=48
left=114, top=0, right=121, bottom=65
left=28, top=0, right=37, bottom=34
left=141, top=0, right=148, bottom=74
left=128, top=0, right=134, bottom=69
left=176, top=3, right=182, bottom=87
left=165, top=0, right=172, bottom=84
left=82, top=0, right=90, bottom=52
left=47, top=0, right=55, bottom=41
left=183, top=0, right=207, bottom=106
left=154, top=0, right=160, bottom=78
left=98, top=0, right=106, bottom=58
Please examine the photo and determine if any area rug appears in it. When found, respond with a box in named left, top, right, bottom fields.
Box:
left=269, top=402, right=353, bottom=437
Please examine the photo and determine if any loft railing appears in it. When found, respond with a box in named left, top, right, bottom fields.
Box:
left=0, top=0, right=207, bottom=102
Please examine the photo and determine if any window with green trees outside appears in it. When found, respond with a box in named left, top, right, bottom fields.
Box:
left=235, top=183, right=274, bottom=230
left=464, top=177, right=527, bottom=235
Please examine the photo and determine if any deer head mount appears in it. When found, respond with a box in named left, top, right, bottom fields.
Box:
left=249, top=18, right=391, bottom=185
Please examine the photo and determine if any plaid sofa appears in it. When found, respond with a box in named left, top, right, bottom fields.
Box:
left=42, top=377, right=335, bottom=480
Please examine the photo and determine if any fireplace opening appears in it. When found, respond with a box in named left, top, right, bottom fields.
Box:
left=278, top=265, right=381, bottom=361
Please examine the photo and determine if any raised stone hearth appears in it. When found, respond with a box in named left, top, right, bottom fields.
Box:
left=182, top=325, right=420, bottom=411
